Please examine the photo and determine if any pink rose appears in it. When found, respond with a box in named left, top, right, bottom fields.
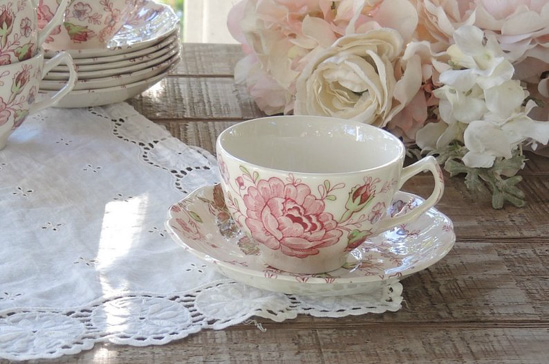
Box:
left=228, top=0, right=418, bottom=115
left=388, top=41, right=448, bottom=142
left=0, top=98, right=11, bottom=126
left=414, top=0, right=476, bottom=51
left=175, top=217, right=202, bottom=241
left=242, top=177, right=342, bottom=258
left=37, top=2, right=62, bottom=42
left=474, top=0, right=549, bottom=63
left=414, top=0, right=549, bottom=72
left=235, top=176, right=245, bottom=190
left=0, top=54, right=11, bottom=65
left=65, top=25, right=95, bottom=43
left=37, top=2, right=55, bottom=26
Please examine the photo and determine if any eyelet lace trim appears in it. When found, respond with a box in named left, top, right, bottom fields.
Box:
left=0, top=104, right=403, bottom=360
left=0, top=281, right=402, bottom=360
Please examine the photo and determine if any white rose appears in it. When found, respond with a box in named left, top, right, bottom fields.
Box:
left=294, top=28, right=410, bottom=127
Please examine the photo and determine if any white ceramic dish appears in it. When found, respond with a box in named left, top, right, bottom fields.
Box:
left=40, top=53, right=179, bottom=91
left=44, top=64, right=175, bottom=108
left=44, top=0, right=179, bottom=59
left=166, top=184, right=456, bottom=296
left=45, top=34, right=178, bottom=66
left=45, top=44, right=179, bottom=80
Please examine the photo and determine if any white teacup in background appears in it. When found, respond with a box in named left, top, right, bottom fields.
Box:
left=0, top=49, right=77, bottom=149
left=38, top=0, right=137, bottom=50
left=217, top=116, right=445, bottom=274
left=0, top=0, right=69, bottom=64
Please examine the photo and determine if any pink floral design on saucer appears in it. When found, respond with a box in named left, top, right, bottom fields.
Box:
left=166, top=184, right=456, bottom=296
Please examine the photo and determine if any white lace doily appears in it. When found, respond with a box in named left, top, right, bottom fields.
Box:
left=0, top=104, right=402, bottom=361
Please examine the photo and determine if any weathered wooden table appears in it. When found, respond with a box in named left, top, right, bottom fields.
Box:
left=59, top=43, right=549, bottom=363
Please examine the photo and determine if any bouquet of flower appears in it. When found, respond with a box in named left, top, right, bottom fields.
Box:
left=227, top=0, right=549, bottom=208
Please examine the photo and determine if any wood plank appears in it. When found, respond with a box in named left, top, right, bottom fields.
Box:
left=403, top=172, right=549, bottom=239
left=128, top=77, right=263, bottom=121
left=522, top=150, right=549, bottom=176
left=262, top=242, right=548, bottom=326
left=313, top=327, right=549, bottom=363
left=155, top=120, right=239, bottom=154
left=174, top=43, right=243, bottom=76
left=27, top=326, right=549, bottom=364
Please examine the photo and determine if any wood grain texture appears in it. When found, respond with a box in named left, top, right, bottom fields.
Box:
left=154, top=120, right=240, bottom=154
left=174, top=43, right=243, bottom=76
left=128, top=77, right=263, bottom=121
left=21, top=327, right=549, bottom=364
left=403, top=171, right=549, bottom=240
left=17, top=43, right=548, bottom=364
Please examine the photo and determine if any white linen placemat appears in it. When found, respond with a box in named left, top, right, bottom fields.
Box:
left=0, top=103, right=402, bottom=361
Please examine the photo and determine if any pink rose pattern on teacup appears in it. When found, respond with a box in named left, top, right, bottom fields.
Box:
left=0, top=1, right=36, bottom=64
left=241, top=176, right=343, bottom=258
left=167, top=186, right=452, bottom=282
left=220, top=165, right=399, bottom=258
left=37, top=1, right=62, bottom=44
left=67, top=0, right=120, bottom=44
left=0, top=63, right=39, bottom=130
left=39, top=0, right=134, bottom=47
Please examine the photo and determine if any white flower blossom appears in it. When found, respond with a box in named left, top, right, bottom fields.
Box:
left=418, top=24, right=549, bottom=169
left=441, top=25, right=514, bottom=91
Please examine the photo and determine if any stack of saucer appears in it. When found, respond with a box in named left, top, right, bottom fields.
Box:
left=39, top=0, right=180, bottom=108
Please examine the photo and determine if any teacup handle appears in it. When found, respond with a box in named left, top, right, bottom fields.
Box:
left=30, top=52, right=77, bottom=113
left=37, top=0, right=70, bottom=45
left=376, top=156, right=444, bottom=232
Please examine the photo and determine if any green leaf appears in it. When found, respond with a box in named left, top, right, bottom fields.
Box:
left=445, top=159, right=471, bottom=177
left=416, top=141, right=528, bottom=209
left=252, top=171, right=259, bottom=183
left=324, top=180, right=331, bottom=192
left=326, top=195, right=336, bottom=201
left=239, top=165, right=251, bottom=177
left=188, top=211, right=203, bottom=223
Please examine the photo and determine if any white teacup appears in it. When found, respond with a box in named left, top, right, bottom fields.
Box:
left=0, top=49, right=77, bottom=149
left=216, top=115, right=445, bottom=274
left=0, top=0, right=69, bottom=64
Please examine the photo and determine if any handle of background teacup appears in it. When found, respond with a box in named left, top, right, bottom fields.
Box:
left=375, top=156, right=444, bottom=232
left=30, top=52, right=77, bottom=113
left=37, top=0, right=71, bottom=45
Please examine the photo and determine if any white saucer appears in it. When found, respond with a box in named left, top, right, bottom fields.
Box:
left=40, top=52, right=179, bottom=91
left=47, top=64, right=174, bottom=108
left=48, top=39, right=178, bottom=75
left=44, top=44, right=179, bottom=80
left=46, top=34, right=178, bottom=66
left=166, top=184, right=456, bottom=296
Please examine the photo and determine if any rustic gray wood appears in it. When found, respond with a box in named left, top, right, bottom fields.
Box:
left=19, top=43, right=548, bottom=364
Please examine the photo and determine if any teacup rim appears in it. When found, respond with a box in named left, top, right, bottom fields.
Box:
left=216, top=115, right=406, bottom=176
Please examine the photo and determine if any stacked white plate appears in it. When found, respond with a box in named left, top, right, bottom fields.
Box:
left=40, top=0, right=180, bottom=108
